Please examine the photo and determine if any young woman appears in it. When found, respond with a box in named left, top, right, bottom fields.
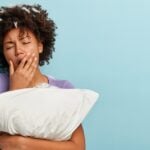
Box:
left=0, top=4, right=85, bottom=150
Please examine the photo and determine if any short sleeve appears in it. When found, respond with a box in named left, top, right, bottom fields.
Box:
left=47, top=76, right=75, bottom=89
left=0, top=73, right=9, bottom=93
left=62, top=80, right=75, bottom=89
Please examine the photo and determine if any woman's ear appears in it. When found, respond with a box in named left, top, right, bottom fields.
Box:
left=38, top=42, right=43, bottom=54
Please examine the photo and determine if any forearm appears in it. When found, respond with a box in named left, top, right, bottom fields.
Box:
left=0, top=125, right=85, bottom=150
left=20, top=125, right=85, bottom=150
left=22, top=137, right=80, bottom=150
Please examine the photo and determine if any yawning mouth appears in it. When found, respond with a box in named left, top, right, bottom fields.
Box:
left=17, top=60, right=28, bottom=66
left=17, top=60, right=21, bottom=65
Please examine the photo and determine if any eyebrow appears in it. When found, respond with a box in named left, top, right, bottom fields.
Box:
left=4, top=35, right=31, bottom=45
left=19, top=35, right=31, bottom=40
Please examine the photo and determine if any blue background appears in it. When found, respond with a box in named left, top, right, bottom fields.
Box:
left=1, top=0, right=150, bottom=150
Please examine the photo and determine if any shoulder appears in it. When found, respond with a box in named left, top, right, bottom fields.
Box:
left=0, top=73, right=9, bottom=93
left=47, top=75, right=74, bottom=89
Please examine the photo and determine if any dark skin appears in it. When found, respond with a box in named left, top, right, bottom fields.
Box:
left=0, top=125, right=85, bottom=150
left=0, top=28, right=85, bottom=150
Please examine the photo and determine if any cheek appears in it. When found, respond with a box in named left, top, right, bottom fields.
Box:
left=26, top=45, right=39, bottom=54
left=3, top=51, right=10, bottom=62
left=4, top=51, right=16, bottom=64
left=30, top=47, right=40, bottom=58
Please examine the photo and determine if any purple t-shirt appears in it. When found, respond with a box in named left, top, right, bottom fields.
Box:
left=0, top=73, right=74, bottom=93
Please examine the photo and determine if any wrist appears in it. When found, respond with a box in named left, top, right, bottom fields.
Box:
left=17, top=136, right=27, bottom=150
left=9, top=135, right=26, bottom=150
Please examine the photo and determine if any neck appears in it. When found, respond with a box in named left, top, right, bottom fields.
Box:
left=29, top=69, right=48, bottom=87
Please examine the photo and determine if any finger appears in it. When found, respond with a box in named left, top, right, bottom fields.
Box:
left=24, top=53, right=35, bottom=70
left=17, top=55, right=28, bottom=69
left=9, top=60, right=14, bottom=76
left=27, top=56, right=38, bottom=74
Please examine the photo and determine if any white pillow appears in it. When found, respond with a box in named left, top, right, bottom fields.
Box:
left=0, top=88, right=99, bottom=141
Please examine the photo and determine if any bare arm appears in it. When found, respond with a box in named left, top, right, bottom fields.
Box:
left=23, top=125, right=85, bottom=150
left=0, top=125, right=85, bottom=150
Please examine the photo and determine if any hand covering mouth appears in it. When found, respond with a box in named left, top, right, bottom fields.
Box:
left=16, top=54, right=26, bottom=65
left=17, top=59, right=28, bottom=66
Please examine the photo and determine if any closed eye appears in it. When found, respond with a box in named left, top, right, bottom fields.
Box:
left=23, top=42, right=31, bottom=44
left=6, top=46, right=14, bottom=50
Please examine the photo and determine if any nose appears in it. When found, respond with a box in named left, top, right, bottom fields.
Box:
left=15, top=43, right=24, bottom=56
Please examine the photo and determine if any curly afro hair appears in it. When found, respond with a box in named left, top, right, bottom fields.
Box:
left=0, top=4, right=57, bottom=71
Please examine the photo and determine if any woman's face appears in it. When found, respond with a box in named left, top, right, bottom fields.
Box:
left=3, top=28, right=43, bottom=70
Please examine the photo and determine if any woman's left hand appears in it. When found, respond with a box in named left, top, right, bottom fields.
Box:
left=0, top=133, right=23, bottom=150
